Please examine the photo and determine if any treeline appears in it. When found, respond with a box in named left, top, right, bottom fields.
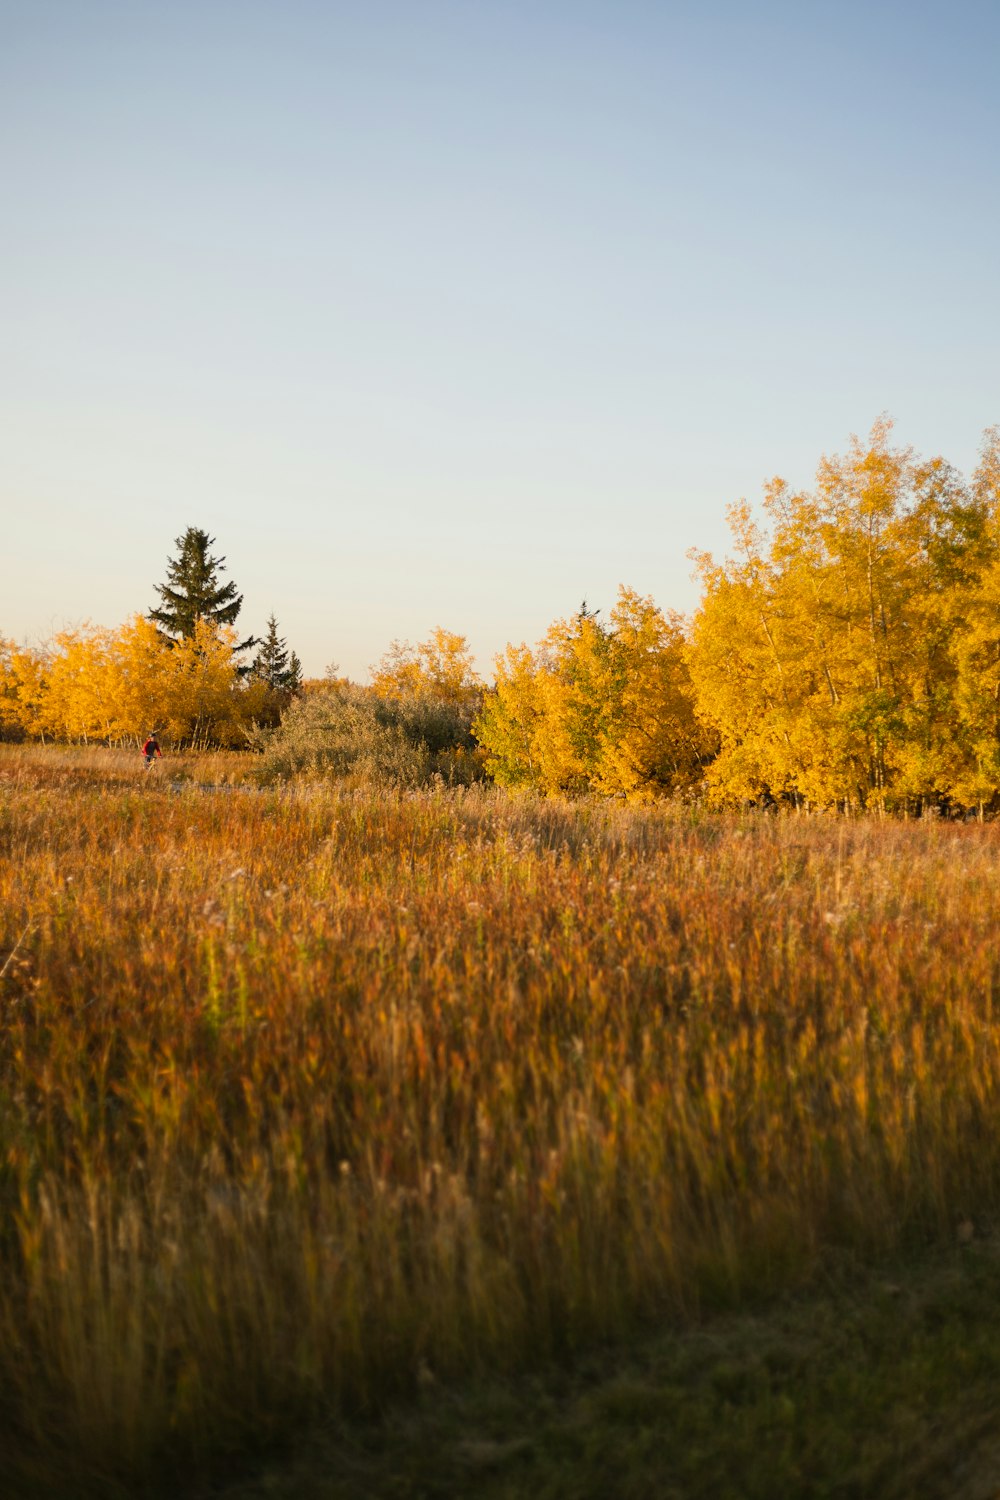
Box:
left=0, top=617, right=281, bottom=749
left=482, top=418, right=1000, bottom=812
left=1, top=529, right=301, bottom=747
left=690, top=419, right=1000, bottom=812
left=5, top=423, right=1000, bottom=811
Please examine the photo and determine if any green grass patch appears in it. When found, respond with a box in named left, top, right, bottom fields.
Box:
left=199, top=1238, right=1000, bottom=1500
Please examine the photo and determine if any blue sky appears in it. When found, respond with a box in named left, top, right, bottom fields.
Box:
left=2, top=0, right=998, bottom=678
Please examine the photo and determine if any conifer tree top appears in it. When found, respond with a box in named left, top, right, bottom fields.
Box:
left=251, top=612, right=302, bottom=691
left=150, top=528, right=247, bottom=643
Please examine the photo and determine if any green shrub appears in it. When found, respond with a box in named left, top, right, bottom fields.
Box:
left=255, top=683, right=484, bottom=787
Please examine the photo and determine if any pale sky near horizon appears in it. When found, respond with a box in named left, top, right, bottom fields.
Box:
left=2, top=0, right=998, bottom=679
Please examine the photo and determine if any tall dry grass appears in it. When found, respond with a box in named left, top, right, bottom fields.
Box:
left=2, top=745, right=1000, bottom=1491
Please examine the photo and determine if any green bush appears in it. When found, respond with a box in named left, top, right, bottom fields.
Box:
left=255, top=684, right=484, bottom=787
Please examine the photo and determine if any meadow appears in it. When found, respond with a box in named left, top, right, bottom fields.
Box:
left=3, top=744, right=1000, bottom=1495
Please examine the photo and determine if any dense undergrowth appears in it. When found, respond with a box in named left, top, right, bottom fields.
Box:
left=2, top=744, right=1000, bottom=1494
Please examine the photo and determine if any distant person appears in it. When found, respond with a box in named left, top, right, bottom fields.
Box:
left=142, top=731, right=162, bottom=770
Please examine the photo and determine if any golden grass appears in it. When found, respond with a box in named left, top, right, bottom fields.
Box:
left=2, top=745, right=1000, bottom=1490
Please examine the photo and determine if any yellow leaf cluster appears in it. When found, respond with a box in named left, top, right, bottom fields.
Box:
left=0, top=617, right=268, bottom=748
left=474, top=588, right=711, bottom=800
left=370, top=627, right=481, bottom=710
left=689, top=421, right=1000, bottom=810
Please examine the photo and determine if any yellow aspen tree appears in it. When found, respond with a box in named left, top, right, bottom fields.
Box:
left=475, top=620, right=593, bottom=797
left=890, top=456, right=990, bottom=803
left=31, top=619, right=168, bottom=746
left=947, top=567, right=1000, bottom=808
left=948, top=430, right=1000, bottom=807
left=809, top=419, right=917, bottom=806
left=35, top=628, right=113, bottom=743
left=0, top=639, right=16, bottom=737
left=371, top=627, right=481, bottom=709
left=101, top=615, right=174, bottom=742
left=3, top=645, right=48, bottom=739
left=973, top=425, right=1000, bottom=515
left=476, top=592, right=706, bottom=800
left=690, top=421, right=961, bottom=810
left=688, top=503, right=807, bottom=804
left=157, top=619, right=246, bottom=746
left=0, top=639, right=45, bottom=739
left=590, top=589, right=709, bottom=800
left=125, top=613, right=260, bottom=746
left=535, top=605, right=615, bottom=795
left=0, top=616, right=259, bottom=748
left=473, top=643, right=547, bottom=790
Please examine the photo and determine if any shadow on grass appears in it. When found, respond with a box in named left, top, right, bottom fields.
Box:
left=217, top=1238, right=1000, bottom=1500
left=35, top=1236, right=988, bottom=1500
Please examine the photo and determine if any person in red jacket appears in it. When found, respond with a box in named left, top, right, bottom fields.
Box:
left=142, top=731, right=162, bottom=769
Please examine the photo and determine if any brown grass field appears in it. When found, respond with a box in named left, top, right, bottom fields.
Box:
left=3, top=744, right=1000, bottom=1496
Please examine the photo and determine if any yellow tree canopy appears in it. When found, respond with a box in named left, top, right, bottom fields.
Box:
left=474, top=589, right=710, bottom=800
left=0, top=638, right=47, bottom=739
left=689, top=420, right=1000, bottom=810
left=370, top=627, right=481, bottom=709
left=1, top=617, right=265, bottom=748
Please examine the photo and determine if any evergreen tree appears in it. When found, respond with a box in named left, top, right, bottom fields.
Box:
left=150, top=528, right=255, bottom=656
left=251, top=613, right=301, bottom=690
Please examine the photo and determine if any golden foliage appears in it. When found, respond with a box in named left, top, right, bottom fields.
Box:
left=0, top=616, right=266, bottom=747
left=475, top=588, right=710, bottom=799
left=370, top=626, right=482, bottom=708
left=8, top=419, right=1000, bottom=810
left=0, top=637, right=46, bottom=738
left=689, top=420, right=1000, bottom=809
